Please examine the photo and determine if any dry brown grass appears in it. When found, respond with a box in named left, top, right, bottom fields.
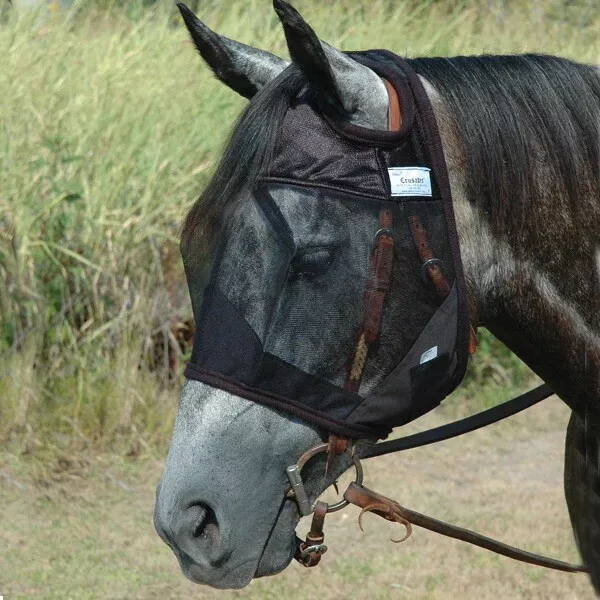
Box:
left=1, top=394, right=595, bottom=599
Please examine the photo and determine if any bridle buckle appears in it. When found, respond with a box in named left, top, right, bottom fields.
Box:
left=299, top=543, right=328, bottom=559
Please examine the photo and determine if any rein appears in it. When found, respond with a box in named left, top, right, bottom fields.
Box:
left=288, top=79, right=586, bottom=574
left=288, top=386, right=585, bottom=573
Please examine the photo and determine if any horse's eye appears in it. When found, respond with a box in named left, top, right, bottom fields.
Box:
left=288, top=247, right=335, bottom=281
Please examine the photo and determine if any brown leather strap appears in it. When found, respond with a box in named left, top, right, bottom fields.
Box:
left=409, top=214, right=452, bottom=296
left=383, top=79, right=401, bottom=131
left=306, top=501, right=326, bottom=544
left=344, top=210, right=394, bottom=393
left=344, top=482, right=586, bottom=573
left=342, top=80, right=402, bottom=395
left=409, top=214, right=478, bottom=354
left=325, top=433, right=350, bottom=476
left=362, top=210, right=394, bottom=344
left=295, top=500, right=328, bottom=567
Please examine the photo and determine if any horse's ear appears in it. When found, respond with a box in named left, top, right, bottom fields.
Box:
left=177, top=3, right=289, bottom=99
left=272, top=0, right=388, bottom=129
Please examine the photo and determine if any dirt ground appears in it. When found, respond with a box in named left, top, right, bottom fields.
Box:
left=0, top=395, right=596, bottom=599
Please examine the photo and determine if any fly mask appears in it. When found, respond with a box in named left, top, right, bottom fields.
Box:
left=182, top=51, right=472, bottom=440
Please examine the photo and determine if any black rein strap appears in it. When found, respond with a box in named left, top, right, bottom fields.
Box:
left=361, top=383, right=554, bottom=459
left=346, top=383, right=586, bottom=573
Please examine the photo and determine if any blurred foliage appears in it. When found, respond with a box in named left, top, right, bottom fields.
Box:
left=0, top=0, right=597, bottom=452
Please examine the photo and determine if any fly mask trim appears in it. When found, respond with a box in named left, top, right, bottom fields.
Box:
left=183, top=51, right=471, bottom=439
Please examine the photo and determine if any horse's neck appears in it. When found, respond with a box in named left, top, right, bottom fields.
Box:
left=430, top=84, right=600, bottom=414
left=459, top=195, right=600, bottom=413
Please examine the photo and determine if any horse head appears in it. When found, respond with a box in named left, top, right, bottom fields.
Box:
left=153, top=1, right=404, bottom=588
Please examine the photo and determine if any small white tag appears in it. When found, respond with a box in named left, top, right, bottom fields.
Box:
left=420, top=346, right=438, bottom=365
left=388, top=167, right=432, bottom=197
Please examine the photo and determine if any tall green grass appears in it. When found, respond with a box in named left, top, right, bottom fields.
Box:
left=1, top=0, right=598, bottom=452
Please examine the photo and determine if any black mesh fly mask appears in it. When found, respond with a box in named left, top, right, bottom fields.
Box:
left=182, top=51, right=471, bottom=440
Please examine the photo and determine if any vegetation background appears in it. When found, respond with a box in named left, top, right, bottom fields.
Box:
left=0, top=1, right=599, bottom=598
left=3, top=0, right=597, bottom=454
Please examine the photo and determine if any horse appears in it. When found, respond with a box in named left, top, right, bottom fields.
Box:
left=153, top=1, right=600, bottom=591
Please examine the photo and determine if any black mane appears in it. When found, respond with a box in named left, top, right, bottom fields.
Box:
left=407, top=54, right=600, bottom=238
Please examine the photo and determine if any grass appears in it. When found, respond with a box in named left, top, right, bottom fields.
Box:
left=0, top=395, right=596, bottom=598
left=0, top=0, right=599, bottom=453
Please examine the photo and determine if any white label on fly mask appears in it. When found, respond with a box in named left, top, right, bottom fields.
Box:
left=420, top=346, right=438, bottom=364
left=388, top=166, right=432, bottom=197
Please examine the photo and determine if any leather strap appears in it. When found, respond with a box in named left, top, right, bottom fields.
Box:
left=345, top=384, right=588, bottom=574
left=344, top=482, right=586, bottom=573
left=294, top=500, right=328, bottom=567
left=409, top=214, right=451, bottom=296
left=344, top=209, right=394, bottom=394
left=409, top=214, right=478, bottom=354
left=383, top=79, right=401, bottom=131
left=325, top=433, right=350, bottom=475
left=362, top=383, right=553, bottom=459
left=313, top=82, right=400, bottom=553
left=343, top=81, right=401, bottom=395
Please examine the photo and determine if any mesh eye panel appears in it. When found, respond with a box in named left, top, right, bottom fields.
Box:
left=182, top=51, right=470, bottom=439
left=261, top=184, right=380, bottom=387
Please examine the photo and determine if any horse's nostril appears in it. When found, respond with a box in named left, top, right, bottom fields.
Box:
left=155, top=500, right=226, bottom=567
left=187, top=503, right=220, bottom=545
left=191, top=505, right=208, bottom=538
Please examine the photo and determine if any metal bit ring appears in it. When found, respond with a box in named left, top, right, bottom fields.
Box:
left=287, top=443, right=363, bottom=514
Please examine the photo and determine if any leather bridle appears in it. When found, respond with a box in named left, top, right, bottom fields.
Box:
left=287, top=80, right=586, bottom=575
left=288, top=402, right=585, bottom=573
